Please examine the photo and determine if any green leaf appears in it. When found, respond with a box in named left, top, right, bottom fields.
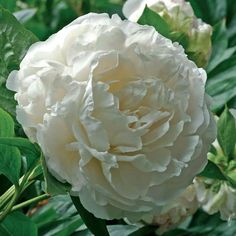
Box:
left=128, top=225, right=156, bottom=236
left=0, top=86, right=16, bottom=117
left=0, top=108, right=14, bottom=137
left=217, top=107, right=236, bottom=158
left=207, top=219, right=236, bottom=236
left=0, top=0, right=16, bottom=12
left=31, top=195, right=85, bottom=236
left=187, top=0, right=204, bottom=20
left=0, top=137, right=40, bottom=169
left=43, top=215, right=84, bottom=236
left=198, top=160, right=227, bottom=181
left=206, top=55, right=236, bottom=111
left=71, top=196, right=109, bottom=236
left=207, top=20, right=236, bottom=73
left=107, top=225, right=140, bottom=236
left=0, top=108, right=21, bottom=184
left=0, top=6, right=38, bottom=84
left=41, top=153, right=71, bottom=195
left=138, top=6, right=170, bottom=38
left=188, top=210, right=222, bottom=234
left=0, top=211, right=37, bottom=236
left=188, top=0, right=227, bottom=25
left=0, top=224, right=10, bottom=236
left=89, top=0, right=124, bottom=17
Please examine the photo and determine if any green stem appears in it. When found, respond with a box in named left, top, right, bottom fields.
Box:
left=11, top=193, right=50, bottom=212
left=0, top=160, right=41, bottom=221
left=19, top=160, right=40, bottom=194
left=0, top=184, right=20, bottom=222
left=0, top=161, right=41, bottom=210
left=0, top=185, right=16, bottom=210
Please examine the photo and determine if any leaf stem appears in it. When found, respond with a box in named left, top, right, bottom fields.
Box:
left=71, top=196, right=110, bottom=236
left=0, top=184, right=20, bottom=222
left=11, top=193, right=50, bottom=212
left=0, top=159, right=41, bottom=221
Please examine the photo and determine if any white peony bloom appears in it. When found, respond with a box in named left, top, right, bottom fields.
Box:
left=7, top=13, right=216, bottom=221
left=123, top=0, right=212, bottom=67
left=143, top=185, right=198, bottom=235
left=194, top=177, right=236, bottom=221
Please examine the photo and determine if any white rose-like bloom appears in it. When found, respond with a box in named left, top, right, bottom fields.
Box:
left=194, top=177, right=236, bottom=220
left=123, top=0, right=212, bottom=67
left=143, top=185, right=198, bottom=235
left=7, top=13, right=216, bottom=221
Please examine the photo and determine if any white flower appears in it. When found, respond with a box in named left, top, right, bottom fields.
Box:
left=194, top=177, right=236, bottom=220
left=7, top=13, right=216, bottom=221
left=123, top=0, right=212, bottom=67
left=143, top=185, right=198, bottom=235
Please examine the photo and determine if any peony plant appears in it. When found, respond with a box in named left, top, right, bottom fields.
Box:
left=0, top=1, right=236, bottom=235
left=7, top=13, right=216, bottom=221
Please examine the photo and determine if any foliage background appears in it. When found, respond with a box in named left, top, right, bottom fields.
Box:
left=0, top=0, right=236, bottom=235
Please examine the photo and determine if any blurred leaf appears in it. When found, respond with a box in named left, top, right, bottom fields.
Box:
left=228, top=94, right=236, bottom=109
left=198, top=160, right=227, bottom=181
left=208, top=220, right=236, bottom=236
left=217, top=107, right=236, bottom=159
left=81, top=0, right=91, bottom=14
left=0, top=6, right=38, bottom=84
left=188, top=210, right=222, bottom=234
left=43, top=215, right=83, bottom=236
left=72, top=229, right=92, bottom=236
left=24, top=20, right=49, bottom=41
left=71, top=196, right=109, bottom=236
left=0, top=108, right=21, bottom=184
left=208, top=46, right=236, bottom=73
left=0, top=224, right=10, bottom=236
left=41, top=153, right=71, bottom=195
left=0, top=108, right=15, bottom=137
left=14, top=8, right=37, bottom=24
left=90, top=0, right=124, bottom=17
left=0, top=0, right=16, bottom=12
left=207, top=20, right=235, bottom=73
left=206, top=55, right=236, bottom=111
left=187, top=210, right=236, bottom=236
left=0, top=137, right=40, bottom=169
left=128, top=225, right=156, bottom=236
left=138, top=7, right=170, bottom=38
left=67, top=0, right=83, bottom=15
left=0, top=86, right=16, bottom=117
left=50, top=2, right=77, bottom=32
left=227, top=0, right=236, bottom=45
left=31, top=195, right=75, bottom=227
left=0, top=211, right=37, bottom=236
left=31, top=195, right=85, bottom=236
left=187, top=0, right=204, bottom=20
left=188, top=0, right=227, bottom=25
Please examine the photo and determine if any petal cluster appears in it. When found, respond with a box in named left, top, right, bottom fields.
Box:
left=194, top=177, right=236, bottom=220
left=144, top=185, right=198, bottom=235
left=7, top=13, right=216, bottom=220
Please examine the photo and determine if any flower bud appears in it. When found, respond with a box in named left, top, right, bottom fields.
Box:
left=123, top=0, right=212, bottom=67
